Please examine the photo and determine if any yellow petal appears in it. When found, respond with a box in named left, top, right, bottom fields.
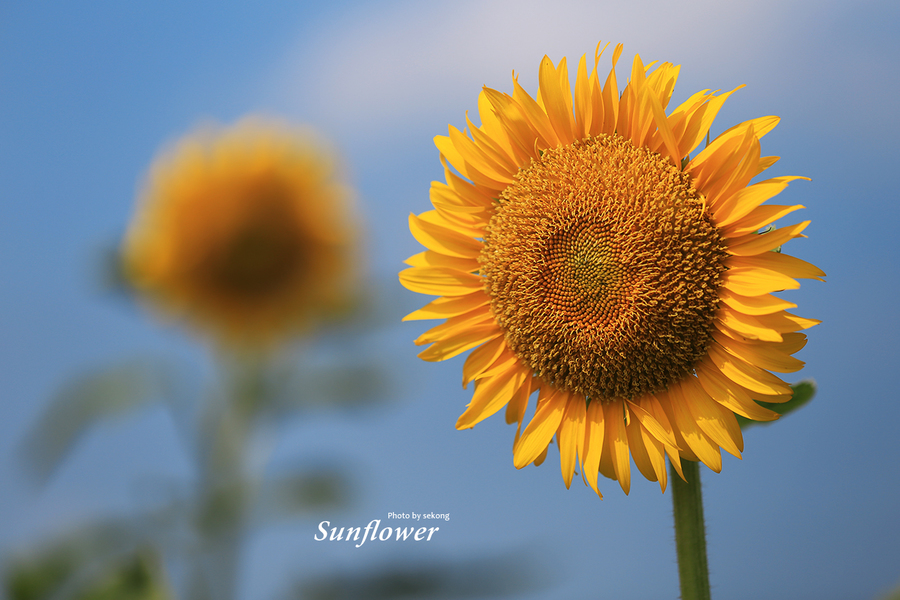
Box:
left=434, top=134, right=469, bottom=179
left=465, top=112, right=520, bottom=176
left=729, top=253, right=825, bottom=281
left=681, top=376, right=743, bottom=458
left=626, top=399, right=677, bottom=448
left=514, top=388, right=567, bottom=468
left=399, top=266, right=484, bottom=297
left=408, top=212, right=482, bottom=259
left=713, top=330, right=805, bottom=373
left=718, top=307, right=783, bottom=342
left=719, top=115, right=780, bottom=140
left=441, top=160, right=494, bottom=209
left=573, top=54, right=593, bottom=138
left=462, top=335, right=508, bottom=387
left=403, top=291, right=490, bottom=321
left=722, top=267, right=799, bottom=296
left=638, top=418, right=669, bottom=491
left=505, top=374, right=535, bottom=425
left=714, top=176, right=809, bottom=228
left=473, top=349, right=521, bottom=383
left=482, top=87, right=542, bottom=162
left=558, top=395, right=586, bottom=489
left=403, top=250, right=479, bottom=272
left=679, top=85, right=744, bottom=159
left=511, top=76, right=558, bottom=149
left=448, top=124, right=516, bottom=188
left=724, top=204, right=805, bottom=236
left=605, top=402, right=631, bottom=494
left=538, top=55, right=576, bottom=146
left=719, top=288, right=796, bottom=316
left=599, top=43, right=624, bottom=135
left=661, top=385, right=722, bottom=473
left=695, top=358, right=781, bottom=422
left=645, top=61, right=679, bottom=110
left=417, top=327, right=501, bottom=362
left=707, top=342, right=792, bottom=396
left=626, top=417, right=659, bottom=485
left=456, top=363, right=530, bottom=429
left=581, top=400, right=606, bottom=497
left=704, top=128, right=761, bottom=210
left=644, top=77, right=681, bottom=164
left=727, top=221, right=810, bottom=256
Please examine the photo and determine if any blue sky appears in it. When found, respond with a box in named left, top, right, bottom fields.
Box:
left=2, top=1, right=899, bottom=599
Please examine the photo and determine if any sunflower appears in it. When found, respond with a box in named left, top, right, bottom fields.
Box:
left=400, top=43, right=823, bottom=497
left=123, top=117, right=358, bottom=347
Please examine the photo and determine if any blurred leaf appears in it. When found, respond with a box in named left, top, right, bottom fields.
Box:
left=272, top=363, right=389, bottom=413
left=255, top=469, right=351, bottom=526
left=20, top=360, right=175, bottom=484
left=879, top=579, right=900, bottom=600
left=296, top=552, right=544, bottom=600
left=96, top=243, right=133, bottom=298
left=736, top=380, right=817, bottom=430
left=3, top=522, right=171, bottom=600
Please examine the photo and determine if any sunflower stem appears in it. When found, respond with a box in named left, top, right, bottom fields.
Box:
left=670, top=459, right=711, bottom=600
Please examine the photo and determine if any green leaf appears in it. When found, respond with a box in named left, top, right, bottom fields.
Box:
left=20, top=360, right=175, bottom=484
left=3, top=522, right=171, bottom=600
left=297, top=552, right=544, bottom=600
left=736, top=379, right=817, bottom=430
left=254, top=469, right=351, bottom=527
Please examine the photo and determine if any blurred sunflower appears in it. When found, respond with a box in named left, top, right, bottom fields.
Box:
left=124, top=117, right=358, bottom=348
left=400, top=43, right=823, bottom=497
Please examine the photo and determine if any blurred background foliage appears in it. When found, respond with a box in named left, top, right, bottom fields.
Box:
left=5, top=275, right=537, bottom=599
left=1, top=118, right=536, bottom=599
left=5, top=286, right=385, bottom=599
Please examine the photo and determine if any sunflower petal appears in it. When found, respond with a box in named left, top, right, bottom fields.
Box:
left=417, top=327, right=501, bottom=362
left=605, top=402, right=631, bottom=494
left=626, top=399, right=678, bottom=448
left=403, top=250, right=480, bottom=271
left=514, top=388, right=567, bottom=468
left=661, top=385, right=722, bottom=473
left=718, top=288, right=796, bottom=316
left=713, top=329, right=805, bottom=373
left=457, top=363, right=530, bottom=429
left=725, top=204, right=805, bottom=236
left=708, top=342, right=793, bottom=396
left=626, top=417, right=659, bottom=484
left=680, top=376, right=743, bottom=458
left=505, top=374, right=534, bottom=425
left=403, top=291, right=490, bottom=321
left=581, top=400, right=606, bottom=497
left=727, top=221, right=810, bottom=256
left=558, top=395, right=586, bottom=488
left=399, top=266, right=485, bottom=297
left=722, top=267, right=799, bottom=296
left=408, top=213, right=482, bottom=259
left=729, top=253, right=826, bottom=281
left=461, top=335, right=508, bottom=387
left=539, top=56, right=576, bottom=146
left=695, top=358, right=781, bottom=422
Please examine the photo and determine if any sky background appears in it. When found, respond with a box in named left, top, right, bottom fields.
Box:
left=2, top=0, right=899, bottom=599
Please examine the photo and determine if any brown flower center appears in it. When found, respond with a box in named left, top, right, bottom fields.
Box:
left=480, top=134, right=727, bottom=402
left=200, top=185, right=307, bottom=299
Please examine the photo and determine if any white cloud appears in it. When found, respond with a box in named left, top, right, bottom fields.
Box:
left=262, top=0, right=900, bottom=154
left=266, top=0, right=799, bottom=134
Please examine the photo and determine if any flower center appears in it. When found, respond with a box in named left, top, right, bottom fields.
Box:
left=202, top=194, right=306, bottom=299
left=480, top=134, right=727, bottom=402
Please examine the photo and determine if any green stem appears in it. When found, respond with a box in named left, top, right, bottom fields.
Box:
left=670, top=459, right=711, bottom=600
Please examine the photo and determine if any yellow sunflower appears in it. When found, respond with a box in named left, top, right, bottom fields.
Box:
left=123, top=117, right=358, bottom=347
left=400, top=43, right=823, bottom=497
